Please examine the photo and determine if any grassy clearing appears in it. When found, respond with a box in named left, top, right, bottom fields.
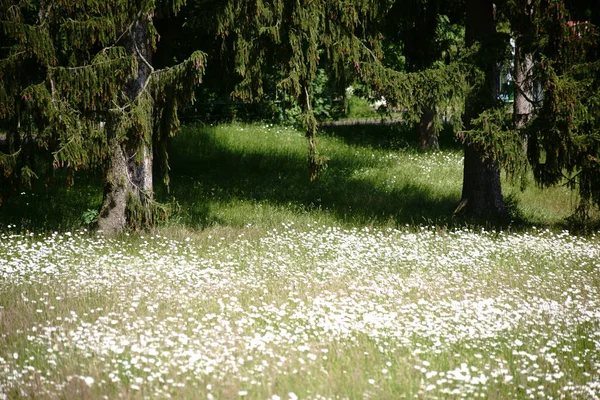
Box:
left=1, top=122, right=599, bottom=399
left=163, top=122, right=583, bottom=232
left=0, top=122, right=589, bottom=232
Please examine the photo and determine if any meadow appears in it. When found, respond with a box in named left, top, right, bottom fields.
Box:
left=1, top=123, right=599, bottom=399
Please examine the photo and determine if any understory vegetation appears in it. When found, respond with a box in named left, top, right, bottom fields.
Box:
left=1, top=123, right=599, bottom=399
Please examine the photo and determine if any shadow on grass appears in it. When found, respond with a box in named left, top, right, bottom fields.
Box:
left=0, top=174, right=103, bottom=232
left=319, top=121, right=463, bottom=151
left=3, top=123, right=594, bottom=233
left=161, top=124, right=463, bottom=229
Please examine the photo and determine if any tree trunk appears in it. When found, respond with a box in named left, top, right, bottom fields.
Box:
left=458, top=0, right=507, bottom=219
left=459, top=144, right=505, bottom=216
left=514, top=46, right=534, bottom=130
left=513, top=1, right=534, bottom=135
left=417, top=107, right=439, bottom=150
left=514, top=40, right=534, bottom=164
left=97, top=18, right=154, bottom=235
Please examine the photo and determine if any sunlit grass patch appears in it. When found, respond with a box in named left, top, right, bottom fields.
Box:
left=165, top=122, right=586, bottom=231
left=1, top=224, right=599, bottom=399
left=1, top=122, right=594, bottom=232
left=166, top=123, right=464, bottom=230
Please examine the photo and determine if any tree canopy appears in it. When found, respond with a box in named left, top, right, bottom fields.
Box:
left=0, top=0, right=206, bottom=232
left=526, top=0, right=600, bottom=215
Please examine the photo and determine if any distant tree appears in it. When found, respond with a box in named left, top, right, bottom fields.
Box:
left=506, top=0, right=536, bottom=134
left=386, top=0, right=465, bottom=149
left=0, top=0, right=206, bottom=234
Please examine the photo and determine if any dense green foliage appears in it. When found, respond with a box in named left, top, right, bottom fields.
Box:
left=526, top=0, right=600, bottom=215
left=0, top=0, right=205, bottom=199
left=457, top=0, right=600, bottom=217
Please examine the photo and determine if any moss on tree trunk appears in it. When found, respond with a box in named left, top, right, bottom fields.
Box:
left=97, top=18, right=155, bottom=235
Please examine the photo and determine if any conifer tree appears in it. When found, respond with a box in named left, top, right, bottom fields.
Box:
left=0, top=0, right=206, bottom=234
left=459, top=0, right=600, bottom=219
left=455, top=0, right=509, bottom=219
left=212, top=0, right=472, bottom=180
left=525, top=0, right=600, bottom=216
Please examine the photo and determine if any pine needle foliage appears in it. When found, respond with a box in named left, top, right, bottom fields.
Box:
left=363, top=60, right=475, bottom=135
left=461, top=0, right=600, bottom=216
left=525, top=0, right=600, bottom=215
left=212, top=0, right=472, bottom=180
left=459, top=106, right=527, bottom=183
left=0, top=0, right=206, bottom=203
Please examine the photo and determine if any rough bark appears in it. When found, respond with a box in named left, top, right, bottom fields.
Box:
left=458, top=144, right=505, bottom=217
left=97, top=18, right=154, bottom=235
left=417, top=107, right=439, bottom=150
left=514, top=41, right=534, bottom=163
left=513, top=1, right=534, bottom=134
left=457, top=0, right=507, bottom=219
left=514, top=45, right=534, bottom=129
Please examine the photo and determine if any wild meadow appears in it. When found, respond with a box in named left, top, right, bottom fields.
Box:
left=1, top=123, right=599, bottom=399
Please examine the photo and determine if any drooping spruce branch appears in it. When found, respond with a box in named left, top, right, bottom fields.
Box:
left=0, top=0, right=207, bottom=211
left=361, top=59, right=476, bottom=134
left=151, top=50, right=207, bottom=187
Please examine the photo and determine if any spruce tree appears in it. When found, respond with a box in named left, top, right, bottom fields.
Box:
left=455, top=0, right=509, bottom=219
left=0, top=0, right=206, bottom=234
left=212, top=0, right=471, bottom=180
left=459, top=0, right=600, bottom=219
left=526, top=0, right=600, bottom=216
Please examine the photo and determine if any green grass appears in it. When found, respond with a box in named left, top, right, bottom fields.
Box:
left=0, top=121, right=591, bottom=232
left=162, top=122, right=585, bottom=232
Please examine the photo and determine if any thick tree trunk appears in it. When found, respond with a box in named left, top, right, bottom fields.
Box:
left=97, top=18, right=154, bottom=234
left=459, top=144, right=505, bottom=216
left=97, top=139, right=153, bottom=234
left=458, top=0, right=507, bottom=219
left=417, top=107, right=439, bottom=150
